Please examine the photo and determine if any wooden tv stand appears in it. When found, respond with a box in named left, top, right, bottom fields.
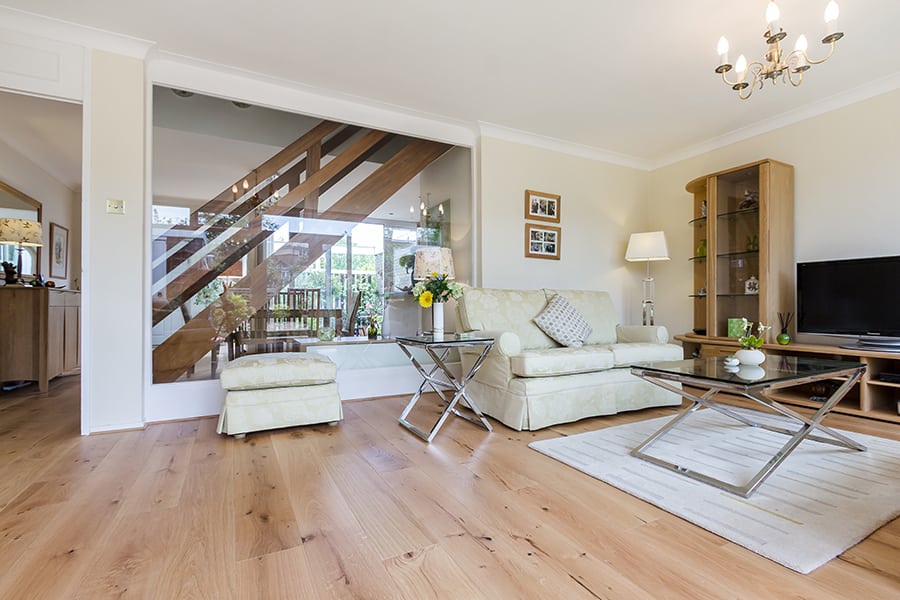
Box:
left=675, top=334, right=900, bottom=424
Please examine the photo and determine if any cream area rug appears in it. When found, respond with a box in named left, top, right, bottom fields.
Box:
left=529, top=407, right=900, bottom=573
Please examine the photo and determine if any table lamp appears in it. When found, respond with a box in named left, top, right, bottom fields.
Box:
left=0, top=218, right=43, bottom=284
left=413, top=246, right=455, bottom=281
left=625, top=231, right=669, bottom=326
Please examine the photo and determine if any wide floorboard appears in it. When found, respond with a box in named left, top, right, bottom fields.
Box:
left=1, top=377, right=898, bottom=598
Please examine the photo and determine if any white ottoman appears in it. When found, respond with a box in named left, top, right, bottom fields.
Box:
left=217, top=352, right=342, bottom=437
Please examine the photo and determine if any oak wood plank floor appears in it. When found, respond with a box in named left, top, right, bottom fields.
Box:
left=1, top=376, right=899, bottom=598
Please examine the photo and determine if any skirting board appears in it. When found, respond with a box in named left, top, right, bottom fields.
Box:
left=145, top=363, right=462, bottom=423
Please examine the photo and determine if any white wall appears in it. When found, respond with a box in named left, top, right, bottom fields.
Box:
left=647, top=88, right=900, bottom=339
left=83, top=50, right=146, bottom=430
left=479, top=136, right=649, bottom=324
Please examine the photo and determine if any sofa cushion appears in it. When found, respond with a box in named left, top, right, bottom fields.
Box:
left=533, top=294, right=592, bottom=347
left=220, top=352, right=337, bottom=391
left=607, top=342, right=683, bottom=367
left=511, top=347, right=615, bottom=377
left=544, top=289, right=618, bottom=345
left=458, top=288, right=556, bottom=350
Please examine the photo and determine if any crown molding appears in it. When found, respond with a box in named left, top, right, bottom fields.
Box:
left=147, top=51, right=478, bottom=148
left=477, top=122, right=651, bottom=171
left=0, top=6, right=154, bottom=59
left=649, top=71, right=900, bottom=170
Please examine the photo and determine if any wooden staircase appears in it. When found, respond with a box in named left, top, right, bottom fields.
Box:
left=151, top=120, right=451, bottom=383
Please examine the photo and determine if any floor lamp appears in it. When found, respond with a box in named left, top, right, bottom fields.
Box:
left=0, top=218, right=43, bottom=284
left=625, top=231, right=669, bottom=326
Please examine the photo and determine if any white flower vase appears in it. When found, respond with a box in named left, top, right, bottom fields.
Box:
left=735, top=348, right=765, bottom=366
left=432, top=302, right=444, bottom=335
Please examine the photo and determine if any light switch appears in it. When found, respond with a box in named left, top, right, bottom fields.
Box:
left=106, top=198, right=125, bottom=214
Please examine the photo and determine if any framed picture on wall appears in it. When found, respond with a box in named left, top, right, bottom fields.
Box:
left=525, top=223, right=561, bottom=260
left=524, top=189, right=561, bottom=223
left=49, top=222, right=68, bottom=279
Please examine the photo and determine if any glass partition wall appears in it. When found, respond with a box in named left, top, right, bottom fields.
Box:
left=150, top=87, right=459, bottom=383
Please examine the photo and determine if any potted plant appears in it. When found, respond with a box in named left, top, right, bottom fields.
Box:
left=736, top=318, right=770, bottom=365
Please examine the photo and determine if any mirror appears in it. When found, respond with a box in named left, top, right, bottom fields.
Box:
left=0, top=181, right=42, bottom=279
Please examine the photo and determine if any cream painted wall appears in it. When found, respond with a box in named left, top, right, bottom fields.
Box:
left=479, top=137, right=649, bottom=324
left=0, top=137, right=79, bottom=287
left=84, top=50, right=145, bottom=429
left=647, top=88, right=900, bottom=340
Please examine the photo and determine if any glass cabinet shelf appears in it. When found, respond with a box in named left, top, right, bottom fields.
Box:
left=717, top=207, right=759, bottom=220
left=716, top=250, right=759, bottom=259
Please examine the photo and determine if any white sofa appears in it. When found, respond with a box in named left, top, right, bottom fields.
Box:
left=457, top=288, right=683, bottom=431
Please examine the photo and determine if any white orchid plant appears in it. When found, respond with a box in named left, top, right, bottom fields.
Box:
left=738, top=317, right=770, bottom=350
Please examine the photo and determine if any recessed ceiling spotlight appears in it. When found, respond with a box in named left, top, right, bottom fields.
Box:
left=232, top=101, right=252, bottom=109
left=171, top=89, right=194, bottom=98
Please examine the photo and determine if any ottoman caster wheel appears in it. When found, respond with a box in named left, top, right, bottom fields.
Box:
left=234, top=433, right=246, bottom=439
left=327, top=421, right=339, bottom=427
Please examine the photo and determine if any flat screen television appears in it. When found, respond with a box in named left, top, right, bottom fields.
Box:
left=796, top=255, right=900, bottom=351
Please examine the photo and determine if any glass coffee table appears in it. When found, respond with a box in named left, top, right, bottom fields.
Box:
left=396, top=334, right=495, bottom=442
left=630, top=356, right=867, bottom=497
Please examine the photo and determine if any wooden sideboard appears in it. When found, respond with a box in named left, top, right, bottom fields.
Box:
left=676, top=334, right=900, bottom=424
left=0, top=286, right=80, bottom=392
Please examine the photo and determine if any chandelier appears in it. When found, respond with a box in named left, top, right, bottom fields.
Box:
left=715, top=1, right=844, bottom=100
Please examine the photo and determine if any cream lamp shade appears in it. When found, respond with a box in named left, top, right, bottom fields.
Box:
left=413, top=246, right=455, bottom=280
left=0, top=218, right=43, bottom=284
left=0, top=218, right=43, bottom=247
left=625, top=231, right=669, bottom=262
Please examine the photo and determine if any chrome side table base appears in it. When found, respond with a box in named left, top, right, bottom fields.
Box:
left=631, top=361, right=866, bottom=497
left=397, top=336, right=494, bottom=443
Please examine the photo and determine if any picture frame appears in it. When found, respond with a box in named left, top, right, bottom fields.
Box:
left=524, top=189, right=561, bottom=223
left=525, top=223, right=561, bottom=260
left=49, top=222, right=68, bottom=279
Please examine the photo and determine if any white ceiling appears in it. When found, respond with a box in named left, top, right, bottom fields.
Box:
left=1, top=0, right=900, bottom=187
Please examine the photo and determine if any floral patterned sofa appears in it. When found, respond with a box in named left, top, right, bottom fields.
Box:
left=457, top=288, right=682, bottom=431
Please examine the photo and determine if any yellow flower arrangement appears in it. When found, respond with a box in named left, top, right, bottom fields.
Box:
left=412, top=272, right=461, bottom=308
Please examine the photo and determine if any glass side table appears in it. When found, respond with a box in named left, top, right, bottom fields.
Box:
left=395, top=334, right=495, bottom=442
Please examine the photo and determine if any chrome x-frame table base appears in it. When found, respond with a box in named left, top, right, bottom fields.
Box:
left=397, top=340, right=494, bottom=443
left=630, top=364, right=866, bottom=497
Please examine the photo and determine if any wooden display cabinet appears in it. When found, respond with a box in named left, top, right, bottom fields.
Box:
left=685, top=159, right=794, bottom=339
left=0, top=286, right=80, bottom=392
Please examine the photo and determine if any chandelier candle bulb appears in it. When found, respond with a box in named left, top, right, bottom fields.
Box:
left=735, top=55, right=748, bottom=81
left=794, top=35, right=809, bottom=70
left=766, top=1, right=780, bottom=36
left=717, top=36, right=730, bottom=68
left=825, top=1, right=839, bottom=35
